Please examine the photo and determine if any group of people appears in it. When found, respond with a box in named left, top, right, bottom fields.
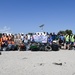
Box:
left=47, top=33, right=75, bottom=50
left=0, top=32, right=75, bottom=51
left=0, top=33, right=15, bottom=50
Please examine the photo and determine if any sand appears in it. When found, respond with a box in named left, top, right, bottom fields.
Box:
left=0, top=50, right=75, bottom=75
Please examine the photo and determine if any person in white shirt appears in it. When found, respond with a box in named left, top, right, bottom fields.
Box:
left=21, top=33, right=24, bottom=42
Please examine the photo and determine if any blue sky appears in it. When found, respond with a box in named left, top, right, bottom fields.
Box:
left=0, top=0, right=75, bottom=34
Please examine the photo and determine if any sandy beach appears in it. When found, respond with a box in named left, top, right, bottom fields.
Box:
left=0, top=50, right=75, bottom=75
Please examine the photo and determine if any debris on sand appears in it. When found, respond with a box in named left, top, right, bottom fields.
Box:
left=22, top=57, right=28, bottom=59
left=37, top=63, right=45, bottom=66
left=40, top=63, right=43, bottom=66
left=53, top=62, right=62, bottom=66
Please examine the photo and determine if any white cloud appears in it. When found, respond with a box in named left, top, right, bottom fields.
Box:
left=0, top=26, right=12, bottom=33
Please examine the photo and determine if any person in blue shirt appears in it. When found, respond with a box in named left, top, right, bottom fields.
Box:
left=52, top=32, right=56, bottom=40
left=48, top=34, right=53, bottom=45
left=59, top=34, right=65, bottom=45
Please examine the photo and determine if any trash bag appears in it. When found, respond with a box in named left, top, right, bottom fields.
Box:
left=51, top=44, right=59, bottom=51
left=30, top=45, right=39, bottom=51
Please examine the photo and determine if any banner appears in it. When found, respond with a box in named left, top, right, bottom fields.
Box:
left=42, top=36, right=47, bottom=43
left=33, top=35, right=47, bottom=43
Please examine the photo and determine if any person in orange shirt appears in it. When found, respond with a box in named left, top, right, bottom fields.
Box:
left=8, top=35, right=15, bottom=50
left=1, top=34, right=8, bottom=51
left=1, top=35, right=7, bottom=47
left=0, top=37, right=2, bottom=49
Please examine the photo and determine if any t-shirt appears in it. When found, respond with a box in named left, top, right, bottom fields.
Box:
left=48, top=37, right=53, bottom=43
left=59, top=35, right=65, bottom=41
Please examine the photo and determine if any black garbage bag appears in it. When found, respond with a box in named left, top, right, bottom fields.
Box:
left=51, top=44, right=59, bottom=51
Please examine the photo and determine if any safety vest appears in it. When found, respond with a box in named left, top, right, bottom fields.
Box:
left=65, top=35, right=69, bottom=42
left=70, top=35, right=74, bottom=42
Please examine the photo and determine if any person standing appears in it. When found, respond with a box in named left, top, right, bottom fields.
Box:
left=65, top=34, right=70, bottom=49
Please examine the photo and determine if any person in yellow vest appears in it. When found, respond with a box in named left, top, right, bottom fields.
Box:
left=65, top=34, right=70, bottom=50
left=69, top=34, right=75, bottom=50
left=70, top=34, right=74, bottom=46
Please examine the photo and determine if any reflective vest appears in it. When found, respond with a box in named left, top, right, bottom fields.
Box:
left=65, top=35, right=69, bottom=42
left=70, top=35, right=74, bottom=42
